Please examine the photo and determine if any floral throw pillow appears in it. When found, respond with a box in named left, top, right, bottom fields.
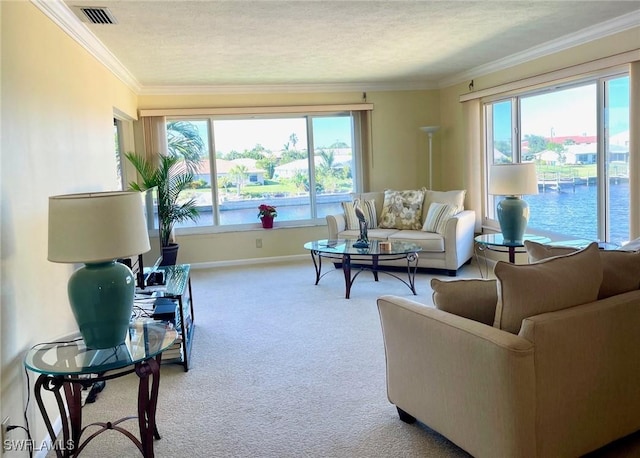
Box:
left=378, top=189, right=425, bottom=230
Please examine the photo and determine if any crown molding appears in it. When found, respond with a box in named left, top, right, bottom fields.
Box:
left=137, top=80, right=437, bottom=95
left=30, top=0, right=141, bottom=93
left=439, top=9, right=640, bottom=89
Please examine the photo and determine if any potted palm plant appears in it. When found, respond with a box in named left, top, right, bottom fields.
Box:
left=125, top=152, right=200, bottom=266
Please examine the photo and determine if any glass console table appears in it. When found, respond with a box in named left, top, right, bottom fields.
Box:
left=24, top=321, right=176, bottom=457
left=139, top=264, right=195, bottom=371
left=158, top=264, right=195, bottom=372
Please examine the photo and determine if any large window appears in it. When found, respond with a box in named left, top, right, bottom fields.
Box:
left=484, top=74, right=630, bottom=244
left=164, top=112, right=360, bottom=230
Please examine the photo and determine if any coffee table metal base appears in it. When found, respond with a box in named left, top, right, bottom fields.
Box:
left=309, top=250, right=420, bottom=299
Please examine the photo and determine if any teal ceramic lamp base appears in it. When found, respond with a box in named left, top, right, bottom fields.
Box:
left=497, top=196, right=530, bottom=244
left=68, top=261, right=135, bottom=349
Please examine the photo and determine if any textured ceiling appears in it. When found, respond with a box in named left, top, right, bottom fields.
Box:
left=58, top=0, right=640, bottom=91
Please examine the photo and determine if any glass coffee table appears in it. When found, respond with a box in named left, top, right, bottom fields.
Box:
left=304, top=239, right=422, bottom=299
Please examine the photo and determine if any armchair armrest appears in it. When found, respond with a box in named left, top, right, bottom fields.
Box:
left=377, top=295, right=536, bottom=458
left=326, top=213, right=346, bottom=240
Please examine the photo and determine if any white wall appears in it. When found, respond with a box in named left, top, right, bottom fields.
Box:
left=1, top=2, right=137, bottom=452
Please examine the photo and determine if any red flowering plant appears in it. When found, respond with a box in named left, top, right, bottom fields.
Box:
left=258, top=204, right=278, bottom=219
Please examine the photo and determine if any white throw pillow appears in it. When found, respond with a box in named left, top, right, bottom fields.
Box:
left=424, top=189, right=466, bottom=212
left=620, top=237, right=640, bottom=252
left=422, top=203, right=457, bottom=234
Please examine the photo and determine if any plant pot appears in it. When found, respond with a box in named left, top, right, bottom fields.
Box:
left=261, top=216, right=274, bottom=229
left=160, top=243, right=179, bottom=266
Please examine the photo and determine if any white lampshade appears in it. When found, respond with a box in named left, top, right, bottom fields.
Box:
left=489, top=163, right=539, bottom=196
left=48, top=191, right=151, bottom=263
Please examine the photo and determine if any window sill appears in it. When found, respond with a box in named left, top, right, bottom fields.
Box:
left=175, top=220, right=326, bottom=236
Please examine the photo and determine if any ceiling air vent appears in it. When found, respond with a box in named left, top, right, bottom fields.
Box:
left=72, top=6, right=118, bottom=24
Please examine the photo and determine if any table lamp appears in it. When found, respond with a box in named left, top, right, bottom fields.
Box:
left=48, top=191, right=151, bottom=349
left=488, top=163, right=538, bottom=244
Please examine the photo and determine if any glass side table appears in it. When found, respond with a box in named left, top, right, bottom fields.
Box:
left=474, top=233, right=552, bottom=277
left=24, top=320, right=177, bottom=458
left=158, top=264, right=194, bottom=371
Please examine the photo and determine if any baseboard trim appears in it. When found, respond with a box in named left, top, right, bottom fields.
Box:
left=34, top=415, right=62, bottom=458
left=190, top=254, right=309, bottom=269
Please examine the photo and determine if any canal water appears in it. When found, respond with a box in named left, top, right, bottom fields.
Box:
left=178, top=183, right=631, bottom=245
left=526, top=181, right=629, bottom=244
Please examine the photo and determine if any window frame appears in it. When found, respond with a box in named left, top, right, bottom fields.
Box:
left=163, top=109, right=367, bottom=234
left=481, top=70, right=630, bottom=243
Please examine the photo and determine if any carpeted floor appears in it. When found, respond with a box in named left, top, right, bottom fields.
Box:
left=47, top=258, right=640, bottom=457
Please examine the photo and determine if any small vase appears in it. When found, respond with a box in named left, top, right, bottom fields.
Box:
left=261, top=215, right=274, bottom=229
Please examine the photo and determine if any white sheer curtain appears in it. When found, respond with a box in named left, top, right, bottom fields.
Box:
left=462, top=99, right=483, bottom=232
left=141, top=115, right=168, bottom=166
left=353, top=110, right=373, bottom=191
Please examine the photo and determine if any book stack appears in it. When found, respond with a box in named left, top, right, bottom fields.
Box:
left=162, top=334, right=183, bottom=361
left=152, top=298, right=178, bottom=324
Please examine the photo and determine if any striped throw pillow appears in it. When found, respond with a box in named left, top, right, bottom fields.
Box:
left=422, top=203, right=456, bottom=234
left=356, top=199, right=378, bottom=229
left=341, top=201, right=360, bottom=230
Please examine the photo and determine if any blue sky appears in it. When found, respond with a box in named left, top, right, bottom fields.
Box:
left=493, top=75, right=629, bottom=141
left=191, top=116, right=352, bottom=154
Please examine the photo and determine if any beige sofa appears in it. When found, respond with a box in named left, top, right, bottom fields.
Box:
left=377, top=242, right=640, bottom=457
left=325, top=190, right=476, bottom=275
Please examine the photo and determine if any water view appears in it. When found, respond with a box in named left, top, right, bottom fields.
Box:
left=178, top=181, right=630, bottom=245
left=526, top=181, right=629, bottom=244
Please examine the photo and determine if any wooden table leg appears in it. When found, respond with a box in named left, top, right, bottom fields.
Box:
left=342, top=254, right=352, bottom=299
left=136, top=355, right=162, bottom=457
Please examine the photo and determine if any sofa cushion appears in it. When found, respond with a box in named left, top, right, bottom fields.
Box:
left=523, top=240, right=576, bottom=262
left=431, top=278, right=498, bottom=325
left=388, top=230, right=445, bottom=252
left=422, top=189, right=466, bottom=224
left=525, top=240, right=640, bottom=299
left=422, top=202, right=457, bottom=234
left=494, top=242, right=602, bottom=334
left=379, top=189, right=426, bottom=230
left=598, top=250, right=640, bottom=298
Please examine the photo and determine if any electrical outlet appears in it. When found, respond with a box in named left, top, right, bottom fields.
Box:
left=256, top=238, right=262, bottom=248
left=1, top=416, right=9, bottom=449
